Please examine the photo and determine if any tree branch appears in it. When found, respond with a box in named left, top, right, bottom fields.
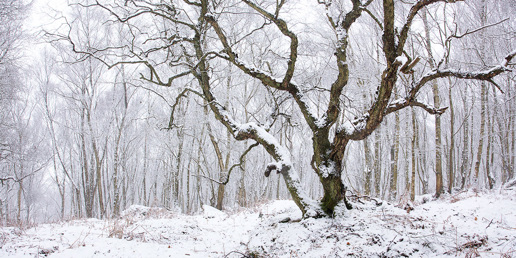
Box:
left=167, top=88, right=205, bottom=129
left=324, top=0, right=366, bottom=128
left=205, top=15, right=320, bottom=130
left=410, top=49, right=515, bottom=98
left=241, top=0, right=297, bottom=88
left=396, top=0, right=464, bottom=57
left=197, top=143, right=259, bottom=185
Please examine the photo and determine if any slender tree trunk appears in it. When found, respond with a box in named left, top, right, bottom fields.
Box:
left=405, top=120, right=410, bottom=196
left=411, top=108, right=417, bottom=201
left=474, top=82, right=487, bottom=185
left=389, top=103, right=400, bottom=200
left=460, top=99, right=471, bottom=189
left=448, top=79, right=455, bottom=193
left=192, top=128, right=204, bottom=213
left=142, top=133, right=148, bottom=206
left=364, top=139, right=372, bottom=195
left=509, top=78, right=515, bottom=181
left=422, top=9, right=443, bottom=197
left=17, top=180, right=22, bottom=223
left=486, top=89, right=495, bottom=189
left=175, top=129, right=184, bottom=207
left=374, top=129, right=382, bottom=197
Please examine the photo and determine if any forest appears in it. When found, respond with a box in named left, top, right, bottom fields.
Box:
left=1, top=0, right=515, bottom=224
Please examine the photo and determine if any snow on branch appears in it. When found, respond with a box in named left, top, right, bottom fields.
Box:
left=381, top=49, right=516, bottom=118
left=385, top=98, right=447, bottom=116
left=233, top=122, right=323, bottom=217
left=241, top=0, right=298, bottom=88
left=206, top=15, right=323, bottom=130
left=236, top=122, right=291, bottom=163
left=411, top=49, right=516, bottom=97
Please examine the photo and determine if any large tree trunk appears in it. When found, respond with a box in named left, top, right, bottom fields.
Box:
left=320, top=175, right=346, bottom=214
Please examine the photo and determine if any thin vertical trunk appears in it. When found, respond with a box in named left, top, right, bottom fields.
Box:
left=374, top=129, right=381, bottom=197
left=175, top=129, right=184, bottom=207
left=433, top=93, right=443, bottom=197
left=469, top=95, right=476, bottom=184
left=206, top=111, right=228, bottom=210
left=238, top=83, right=250, bottom=207
left=238, top=146, right=247, bottom=207
left=389, top=103, right=400, bottom=200
left=411, top=108, right=417, bottom=201
left=364, top=138, right=372, bottom=195
left=186, top=153, right=193, bottom=213
left=486, top=89, right=495, bottom=189
left=142, top=132, right=148, bottom=206
left=420, top=122, right=429, bottom=194
left=192, top=128, right=204, bottom=213
left=422, top=8, right=443, bottom=197
left=113, top=74, right=129, bottom=217
left=510, top=78, right=515, bottom=181
left=80, top=108, right=94, bottom=218
left=448, top=79, right=455, bottom=193
left=474, top=0, right=489, bottom=188
left=17, top=180, right=22, bottom=223
left=474, top=82, right=487, bottom=185
left=460, top=97, right=472, bottom=189
left=405, top=120, right=410, bottom=195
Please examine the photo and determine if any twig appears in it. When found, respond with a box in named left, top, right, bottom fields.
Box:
left=485, top=219, right=493, bottom=229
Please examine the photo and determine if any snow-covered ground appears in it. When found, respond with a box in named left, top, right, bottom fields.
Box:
left=1, top=189, right=515, bottom=257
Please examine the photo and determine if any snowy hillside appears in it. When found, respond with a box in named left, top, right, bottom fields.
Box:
left=1, top=189, right=515, bottom=257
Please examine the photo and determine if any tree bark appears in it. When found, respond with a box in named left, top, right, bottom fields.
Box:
left=389, top=87, right=400, bottom=200
left=422, top=8, right=443, bottom=197
left=448, top=79, right=455, bottom=193
left=374, top=130, right=382, bottom=197
left=364, top=139, right=372, bottom=196
left=411, top=108, right=417, bottom=202
left=474, top=82, right=487, bottom=185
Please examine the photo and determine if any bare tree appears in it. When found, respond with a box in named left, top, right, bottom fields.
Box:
left=63, top=0, right=516, bottom=218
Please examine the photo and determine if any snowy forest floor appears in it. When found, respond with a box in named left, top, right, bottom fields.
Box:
left=1, top=189, right=515, bottom=257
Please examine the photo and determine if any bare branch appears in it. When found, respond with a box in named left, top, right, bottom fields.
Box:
left=384, top=98, right=447, bottom=115
left=361, top=7, right=383, bottom=30
left=199, top=143, right=259, bottom=185
left=241, top=0, right=298, bottom=88
left=438, top=18, right=509, bottom=68
left=167, top=88, right=205, bottom=129
left=410, top=51, right=515, bottom=98
left=396, top=0, right=464, bottom=57
left=206, top=15, right=320, bottom=130
left=324, top=0, right=366, bottom=127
